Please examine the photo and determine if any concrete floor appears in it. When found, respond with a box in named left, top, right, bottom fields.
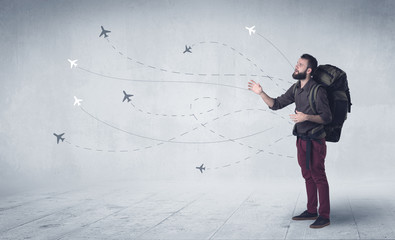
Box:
left=1, top=179, right=394, bottom=240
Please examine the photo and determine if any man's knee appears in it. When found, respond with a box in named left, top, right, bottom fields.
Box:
left=311, top=173, right=328, bottom=185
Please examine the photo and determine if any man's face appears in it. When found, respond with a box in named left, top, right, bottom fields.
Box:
left=292, top=58, right=309, bottom=80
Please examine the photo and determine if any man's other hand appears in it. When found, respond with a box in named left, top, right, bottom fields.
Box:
left=290, top=110, right=308, bottom=123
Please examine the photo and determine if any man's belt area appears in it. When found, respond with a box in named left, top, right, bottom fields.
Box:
left=294, top=125, right=326, bottom=170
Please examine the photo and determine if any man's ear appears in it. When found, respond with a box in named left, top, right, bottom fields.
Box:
left=306, top=68, right=312, bottom=75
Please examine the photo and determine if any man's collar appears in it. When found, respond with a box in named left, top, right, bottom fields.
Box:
left=296, top=77, right=314, bottom=90
left=298, top=78, right=313, bottom=88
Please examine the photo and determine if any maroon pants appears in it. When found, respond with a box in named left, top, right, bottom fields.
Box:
left=296, top=138, right=330, bottom=219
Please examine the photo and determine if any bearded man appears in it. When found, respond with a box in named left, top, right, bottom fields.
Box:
left=248, top=54, right=332, bottom=229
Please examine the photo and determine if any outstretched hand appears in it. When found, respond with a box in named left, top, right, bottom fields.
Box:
left=248, top=80, right=263, bottom=95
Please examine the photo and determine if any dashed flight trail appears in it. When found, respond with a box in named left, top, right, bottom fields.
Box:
left=57, top=25, right=298, bottom=172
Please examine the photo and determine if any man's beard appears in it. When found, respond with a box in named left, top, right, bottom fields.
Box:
left=292, top=69, right=307, bottom=80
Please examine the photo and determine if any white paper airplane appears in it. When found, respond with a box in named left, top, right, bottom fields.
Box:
left=245, top=25, right=256, bottom=36
left=68, top=59, right=78, bottom=69
left=73, top=96, right=82, bottom=106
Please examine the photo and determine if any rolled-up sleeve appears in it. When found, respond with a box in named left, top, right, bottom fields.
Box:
left=315, top=87, right=332, bottom=124
left=270, top=83, right=296, bottom=110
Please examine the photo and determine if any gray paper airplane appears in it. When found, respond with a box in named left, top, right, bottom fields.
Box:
left=122, top=90, right=134, bottom=102
left=196, top=164, right=205, bottom=173
left=53, top=133, right=65, bottom=144
left=99, top=26, right=111, bottom=38
left=183, top=45, right=192, bottom=53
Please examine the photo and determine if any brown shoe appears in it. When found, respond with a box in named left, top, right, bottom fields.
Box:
left=292, top=210, right=318, bottom=220
left=310, top=216, right=330, bottom=228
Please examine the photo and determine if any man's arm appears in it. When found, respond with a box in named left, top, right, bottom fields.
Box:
left=249, top=80, right=296, bottom=110
left=248, top=80, right=274, bottom=107
left=290, top=111, right=326, bottom=124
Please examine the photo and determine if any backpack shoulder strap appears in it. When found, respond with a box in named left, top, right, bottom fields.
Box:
left=308, top=83, right=323, bottom=115
left=308, top=83, right=327, bottom=140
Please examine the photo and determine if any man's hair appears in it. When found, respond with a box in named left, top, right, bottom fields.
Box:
left=301, top=54, right=318, bottom=75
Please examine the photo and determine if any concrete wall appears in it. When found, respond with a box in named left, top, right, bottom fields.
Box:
left=1, top=0, right=394, bottom=192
